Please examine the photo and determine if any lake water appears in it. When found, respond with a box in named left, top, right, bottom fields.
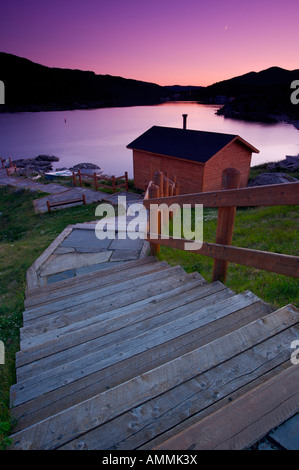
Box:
left=0, top=101, right=298, bottom=178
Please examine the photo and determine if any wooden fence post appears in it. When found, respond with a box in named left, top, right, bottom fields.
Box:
left=72, top=172, right=76, bottom=186
left=94, top=172, right=98, bottom=190
left=125, top=171, right=128, bottom=191
left=112, top=176, right=116, bottom=193
left=154, top=171, right=164, bottom=198
left=78, top=169, right=82, bottom=186
left=212, top=168, right=241, bottom=283
left=148, top=183, right=160, bottom=256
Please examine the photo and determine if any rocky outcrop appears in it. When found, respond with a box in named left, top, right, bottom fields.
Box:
left=9, top=155, right=59, bottom=176
left=248, top=172, right=298, bottom=187
left=267, top=155, right=299, bottom=172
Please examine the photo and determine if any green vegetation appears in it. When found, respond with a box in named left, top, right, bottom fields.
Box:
left=0, top=186, right=105, bottom=447
left=157, top=205, right=298, bottom=309
left=0, top=178, right=298, bottom=447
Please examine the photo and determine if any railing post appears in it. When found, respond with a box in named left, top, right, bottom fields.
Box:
left=148, top=183, right=160, bottom=256
left=112, top=175, right=116, bottom=193
left=78, top=169, right=82, bottom=186
left=125, top=171, right=128, bottom=191
left=154, top=170, right=164, bottom=198
left=94, top=172, right=98, bottom=190
left=212, top=168, right=241, bottom=283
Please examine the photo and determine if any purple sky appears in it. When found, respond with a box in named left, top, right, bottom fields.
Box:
left=1, top=0, right=299, bottom=86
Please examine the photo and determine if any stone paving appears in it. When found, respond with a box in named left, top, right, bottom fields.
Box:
left=0, top=169, right=143, bottom=213
left=28, top=211, right=149, bottom=287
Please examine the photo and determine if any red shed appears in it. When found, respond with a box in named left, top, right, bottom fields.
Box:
left=127, top=125, right=259, bottom=194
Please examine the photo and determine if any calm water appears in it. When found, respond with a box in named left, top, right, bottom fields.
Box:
left=0, top=102, right=298, bottom=178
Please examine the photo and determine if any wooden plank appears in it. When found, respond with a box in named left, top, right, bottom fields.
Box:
left=147, top=236, right=299, bottom=278
left=9, top=305, right=298, bottom=449
left=17, top=284, right=234, bottom=380
left=25, top=256, right=158, bottom=300
left=212, top=168, right=240, bottom=283
left=61, top=329, right=297, bottom=450
left=143, top=181, right=299, bottom=209
left=17, top=275, right=212, bottom=366
left=20, top=272, right=205, bottom=351
left=24, top=260, right=168, bottom=308
left=154, top=364, right=299, bottom=450
left=12, top=291, right=259, bottom=406
left=23, top=265, right=186, bottom=321
left=9, top=300, right=274, bottom=431
left=20, top=267, right=193, bottom=340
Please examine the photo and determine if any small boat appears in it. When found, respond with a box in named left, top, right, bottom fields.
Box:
left=45, top=170, right=73, bottom=180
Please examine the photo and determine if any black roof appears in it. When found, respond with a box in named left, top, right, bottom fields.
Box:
left=127, top=126, right=258, bottom=163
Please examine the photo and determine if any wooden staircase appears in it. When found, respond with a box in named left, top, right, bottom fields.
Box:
left=9, top=256, right=299, bottom=450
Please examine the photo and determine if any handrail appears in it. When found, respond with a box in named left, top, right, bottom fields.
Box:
left=143, top=169, right=299, bottom=281
left=143, top=181, right=299, bottom=209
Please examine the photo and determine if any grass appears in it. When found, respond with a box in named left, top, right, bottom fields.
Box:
left=157, top=204, right=299, bottom=309
left=0, top=173, right=298, bottom=447
left=0, top=186, right=106, bottom=447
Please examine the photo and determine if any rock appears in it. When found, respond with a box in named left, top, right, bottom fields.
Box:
left=248, top=172, right=298, bottom=187
left=35, top=155, right=59, bottom=162
left=69, top=163, right=101, bottom=170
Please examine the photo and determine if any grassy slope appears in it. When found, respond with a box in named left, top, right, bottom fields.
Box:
left=0, top=186, right=105, bottom=446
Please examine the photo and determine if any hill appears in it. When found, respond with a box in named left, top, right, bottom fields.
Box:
left=193, top=66, right=299, bottom=126
left=0, top=52, right=168, bottom=112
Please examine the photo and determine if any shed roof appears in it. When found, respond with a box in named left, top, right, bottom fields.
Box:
left=127, top=126, right=259, bottom=164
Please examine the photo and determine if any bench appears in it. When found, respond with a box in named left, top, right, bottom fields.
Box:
left=46, top=194, right=86, bottom=212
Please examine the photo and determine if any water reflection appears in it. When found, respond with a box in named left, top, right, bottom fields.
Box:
left=0, top=102, right=298, bottom=178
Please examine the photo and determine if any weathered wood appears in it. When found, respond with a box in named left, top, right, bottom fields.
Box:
left=212, top=168, right=241, bottom=282
left=20, top=267, right=192, bottom=340
left=23, top=266, right=185, bottom=322
left=143, top=181, right=299, bottom=209
left=46, top=195, right=86, bottom=212
left=63, top=330, right=296, bottom=450
left=148, top=183, right=160, bottom=256
left=24, top=259, right=165, bottom=308
left=18, top=274, right=210, bottom=366
left=12, top=291, right=259, bottom=406
left=146, top=236, right=299, bottom=278
left=17, top=283, right=233, bottom=379
left=25, top=256, right=158, bottom=300
left=9, top=305, right=298, bottom=449
left=12, top=300, right=271, bottom=432
left=154, top=364, right=299, bottom=450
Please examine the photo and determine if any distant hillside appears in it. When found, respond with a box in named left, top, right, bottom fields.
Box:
left=193, top=66, right=299, bottom=126
left=0, top=52, right=169, bottom=112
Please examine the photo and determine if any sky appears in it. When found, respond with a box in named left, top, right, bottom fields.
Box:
left=1, top=0, right=299, bottom=86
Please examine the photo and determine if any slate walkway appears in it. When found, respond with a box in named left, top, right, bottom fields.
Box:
left=0, top=169, right=143, bottom=213
left=27, top=211, right=149, bottom=288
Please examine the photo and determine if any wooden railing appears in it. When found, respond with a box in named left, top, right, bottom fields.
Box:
left=1, top=157, right=17, bottom=175
left=143, top=169, right=299, bottom=281
left=72, top=169, right=128, bottom=193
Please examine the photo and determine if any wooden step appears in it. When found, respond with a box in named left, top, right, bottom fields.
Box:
left=17, top=273, right=212, bottom=366
left=22, top=264, right=187, bottom=321
left=20, top=266, right=194, bottom=341
left=9, top=304, right=299, bottom=450
left=11, top=290, right=261, bottom=407
left=11, top=298, right=273, bottom=433
left=24, top=257, right=168, bottom=308
left=16, top=281, right=234, bottom=379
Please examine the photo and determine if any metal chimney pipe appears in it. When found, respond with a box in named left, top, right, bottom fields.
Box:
left=182, top=114, right=188, bottom=129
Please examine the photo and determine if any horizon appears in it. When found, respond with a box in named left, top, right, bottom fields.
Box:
left=1, top=0, right=299, bottom=87
left=2, top=50, right=297, bottom=89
